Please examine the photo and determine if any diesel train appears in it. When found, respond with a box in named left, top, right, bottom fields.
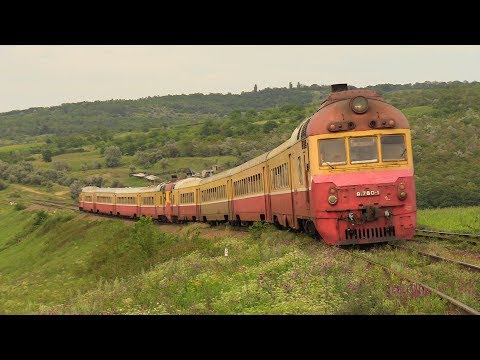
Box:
left=80, top=84, right=416, bottom=245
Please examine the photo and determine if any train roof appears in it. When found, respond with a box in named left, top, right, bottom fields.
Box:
left=200, top=152, right=269, bottom=185
left=200, top=118, right=310, bottom=185
left=81, top=185, right=162, bottom=194
left=173, top=177, right=203, bottom=189
left=307, top=87, right=408, bottom=135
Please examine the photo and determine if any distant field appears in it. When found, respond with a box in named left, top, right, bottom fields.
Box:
left=149, top=155, right=237, bottom=174
left=417, top=206, right=480, bottom=233
left=0, top=142, right=43, bottom=153
left=28, top=147, right=237, bottom=187
left=402, top=105, right=434, bottom=117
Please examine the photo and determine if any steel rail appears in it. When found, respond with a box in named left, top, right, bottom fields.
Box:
left=336, top=247, right=480, bottom=315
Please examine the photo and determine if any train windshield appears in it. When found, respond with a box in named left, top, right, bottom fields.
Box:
left=319, top=138, right=347, bottom=165
left=349, top=137, right=378, bottom=164
left=381, top=135, right=406, bottom=161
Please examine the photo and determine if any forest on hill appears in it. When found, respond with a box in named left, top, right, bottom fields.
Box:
left=0, top=80, right=479, bottom=209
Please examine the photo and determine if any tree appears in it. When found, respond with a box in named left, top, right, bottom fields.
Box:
left=85, top=175, right=104, bottom=187
left=296, top=82, right=301, bottom=89
left=263, top=120, right=278, bottom=133
left=159, top=158, right=169, bottom=170
left=104, top=145, right=122, bottom=167
left=289, top=82, right=293, bottom=89
left=69, top=180, right=84, bottom=200
left=253, top=84, right=258, bottom=92
left=52, top=161, right=71, bottom=172
left=42, top=149, right=53, bottom=162
left=111, top=179, right=124, bottom=188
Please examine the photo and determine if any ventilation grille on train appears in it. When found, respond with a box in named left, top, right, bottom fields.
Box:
left=345, top=226, right=396, bottom=240
left=297, top=118, right=312, bottom=141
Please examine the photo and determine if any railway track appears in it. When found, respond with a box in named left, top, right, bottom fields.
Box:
left=31, top=200, right=480, bottom=241
left=31, top=200, right=78, bottom=211
left=338, top=247, right=480, bottom=315
left=390, top=243, right=480, bottom=272
left=415, top=229, right=480, bottom=244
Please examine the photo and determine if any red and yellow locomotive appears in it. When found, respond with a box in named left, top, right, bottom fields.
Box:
left=80, top=84, right=416, bottom=245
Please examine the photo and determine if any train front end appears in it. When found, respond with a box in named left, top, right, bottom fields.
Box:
left=307, top=85, right=416, bottom=245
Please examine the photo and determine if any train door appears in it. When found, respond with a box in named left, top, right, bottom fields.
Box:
left=196, top=188, right=200, bottom=222
left=227, top=179, right=233, bottom=222
left=303, top=151, right=310, bottom=210
left=264, top=165, right=272, bottom=222
left=288, top=154, right=296, bottom=228
left=161, top=191, right=167, bottom=219
left=172, top=191, right=178, bottom=220
left=137, top=194, right=141, bottom=218
left=165, top=190, right=171, bottom=222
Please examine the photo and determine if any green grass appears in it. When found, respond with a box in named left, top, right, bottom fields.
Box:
left=0, top=142, right=43, bottom=154
left=417, top=206, right=480, bottom=234
left=402, top=105, right=434, bottom=117
left=0, top=184, right=472, bottom=314
left=0, top=202, right=455, bottom=314
left=148, top=156, right=237, bottom=174
left=29, top=146, right=237, bottom=186
left=360, top=244, right=480, bottom=313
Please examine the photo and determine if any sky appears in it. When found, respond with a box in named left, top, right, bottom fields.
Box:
left=0, top=45, right=479, bottom=113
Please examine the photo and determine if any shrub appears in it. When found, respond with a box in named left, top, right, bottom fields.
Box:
left=33, top=210, right=49, bottom=226
left=70, top=180, right=84, bottom=200
left=14, top=203, right=26, bottom=211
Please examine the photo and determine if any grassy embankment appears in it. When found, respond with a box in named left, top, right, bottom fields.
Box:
left=3, top=186, right=476, bottom=314
left=417, top=206, right=480, bottom=233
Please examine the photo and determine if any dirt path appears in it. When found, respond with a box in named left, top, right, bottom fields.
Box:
left=16, top=185, right=46, bottom=195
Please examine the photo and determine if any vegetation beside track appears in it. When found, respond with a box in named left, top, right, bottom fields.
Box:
left=0, top=203, right=462, bottom=314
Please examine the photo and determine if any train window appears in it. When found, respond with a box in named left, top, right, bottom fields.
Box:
left=349, top=137, right=378, bottom=164
left=319, top=138, right=347, bottom=166
left=381, top=135, right=406, bottom=161
left=143, top=196, right=154, bottom=205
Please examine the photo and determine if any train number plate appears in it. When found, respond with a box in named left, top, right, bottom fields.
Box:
left=357, top=190, right=379, bottom=197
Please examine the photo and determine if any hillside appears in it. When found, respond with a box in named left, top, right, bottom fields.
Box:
left=0, top=88, right=317, bottom=139
left=1, top=184, right=477, bottom=314
left=0, top=81, right=479, bottom=209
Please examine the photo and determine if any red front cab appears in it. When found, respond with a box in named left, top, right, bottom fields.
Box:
left=311, top=170, right=416, bottom=245
left=305, top=86, right=417, bottom=245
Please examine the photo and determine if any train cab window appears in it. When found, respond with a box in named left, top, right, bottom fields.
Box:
left=381, top=135, right=407, bottom=161
left=349, top=137, right=378, bottom=164
left=319, top=138, right=347, bottom=166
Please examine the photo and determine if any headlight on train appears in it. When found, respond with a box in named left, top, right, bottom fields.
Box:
left=397, top=182, right=407, bottom=200
left=350, top=96, right=368, bottom=114
left=398, top=191, right=407, bottom=200
left=328, top=195, right=338, bottom=205
left=328, top=187, right=338, bottom=205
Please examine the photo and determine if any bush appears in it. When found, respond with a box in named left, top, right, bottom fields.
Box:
left=110, top=179, right=124, bottom=188
left=70, top=180, right=84, bottom=200
left=14, top=203, right=26, bottom=211
left=0, top=180, right=7, bottom=190
left=33, top=210, right=49, bottom=226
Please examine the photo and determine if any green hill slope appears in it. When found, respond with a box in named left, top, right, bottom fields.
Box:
left=2, top=195, right=474, bottom=314
left=1, top=81, right=479, bottom=210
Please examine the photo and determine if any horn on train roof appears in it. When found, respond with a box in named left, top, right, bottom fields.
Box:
left=331, top=84, right=348, bottom=92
